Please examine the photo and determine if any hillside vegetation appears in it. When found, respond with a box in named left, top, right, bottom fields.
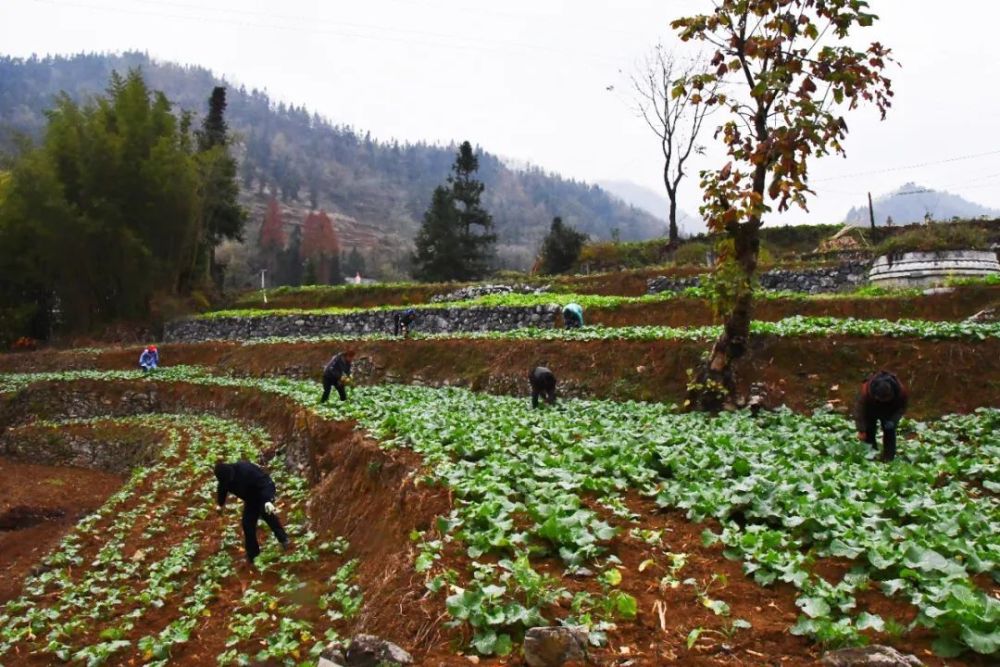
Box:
left=0, top=53, right=663, bottom=276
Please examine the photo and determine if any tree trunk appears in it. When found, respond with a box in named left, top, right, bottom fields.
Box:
left=665, top=163, right=678, bottom=245
left=668, top=197, right=679, bottom=245
left=687, top=221, right=760, bottom=412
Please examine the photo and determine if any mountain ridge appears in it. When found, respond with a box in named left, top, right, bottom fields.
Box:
left=0, top=51, right=664, bottom=279
left=843, top=182, right=1000, bottom=226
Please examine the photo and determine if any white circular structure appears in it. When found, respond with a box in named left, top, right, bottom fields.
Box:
left=868, top=250, right=1000, bottom=288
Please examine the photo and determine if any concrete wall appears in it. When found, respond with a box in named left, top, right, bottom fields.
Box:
left=869, top=251, right=1000, bottom=288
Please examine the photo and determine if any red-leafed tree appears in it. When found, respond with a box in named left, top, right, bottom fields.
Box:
left=671, top=0, right=894, bottom=410
left=259, top=197, right=285, bottom=251
left=258, top=196, right=286, bottom=283
left=300, top=210, right=342, bottom=284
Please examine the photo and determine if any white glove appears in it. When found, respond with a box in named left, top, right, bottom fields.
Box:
left=264, top=502, right=276, bottom=515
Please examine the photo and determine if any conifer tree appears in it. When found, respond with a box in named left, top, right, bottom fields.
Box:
left=539, top=217, right=588, bottom=275
left=412, top=141, right=495, bottom=281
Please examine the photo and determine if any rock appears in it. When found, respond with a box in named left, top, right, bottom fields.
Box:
left=319, top=644, right=347, bottom=666
left=341, top=634, right=413, bottom=666
left=922, top=287, right=955, bottom=296
left=820, top=645, right=923, bottom=667
left=523, top=626, right=589, bottom=667
left=966, top=307, right=998, bottom=323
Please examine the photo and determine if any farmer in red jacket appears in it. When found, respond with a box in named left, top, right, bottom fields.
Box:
left=854, top=371, right=908, bottom=462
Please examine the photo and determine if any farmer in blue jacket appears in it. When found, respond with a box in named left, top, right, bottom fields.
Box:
left=214, top=461, right=289, bottom=565
left=139, top=345, right=159, bottom=372
left=562, top=303, right=584, bottom=329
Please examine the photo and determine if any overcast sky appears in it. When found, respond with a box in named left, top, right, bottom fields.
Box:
left=3, top=0, right=1000, bottom=226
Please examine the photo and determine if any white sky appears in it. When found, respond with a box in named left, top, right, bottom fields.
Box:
left=3, top=0, right=1000, bottom=225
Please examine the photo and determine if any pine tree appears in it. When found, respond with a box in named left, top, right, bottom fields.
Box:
left=280, top=224, right=303, bottom=286
left=196, top=86, right=246, bottom=288
left=539, top=217, right=588, bottom=274
left=449, top=141, right=496, bottom=278
left=302, top=257, right=318, bottom=286
left=412, top=186, right=462, bottom=281
left=343, top=246, right=366, bottom=277
left=412, top=141, right=495, bottom=281
left=197, top=86, right=228, bottom=152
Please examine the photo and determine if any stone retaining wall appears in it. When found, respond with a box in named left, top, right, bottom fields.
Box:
left=165, top=305, right=561, bottom=343
left=647, top=261, right=870, bottom=295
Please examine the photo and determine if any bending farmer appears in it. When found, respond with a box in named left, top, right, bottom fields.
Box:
left=214, top=461, right=289, bottom=564
left=854, top=370, right=908, bottom=462
left=321, top=350, right=355, bottom=402
left=139, top=345, right=159, bottom=372
left=562, top=303, right=584, bottom=329
left=393, top=308, right=416, bottom=337
left=529, top=366, right=557, bottom=408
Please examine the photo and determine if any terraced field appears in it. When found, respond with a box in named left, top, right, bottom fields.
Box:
left=1, top=279, right=998, bottom=665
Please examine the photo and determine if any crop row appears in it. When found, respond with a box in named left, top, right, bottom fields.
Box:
left=1, top=369, right=996, bottom=657
left=204, top=280, right=990, bottom=321
left=0, top=414, right=359, bottom=667
left=236, top=315, right=1000, bottom=346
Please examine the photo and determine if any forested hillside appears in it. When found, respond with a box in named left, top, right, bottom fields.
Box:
left=0, top=52, right=663, bottom=278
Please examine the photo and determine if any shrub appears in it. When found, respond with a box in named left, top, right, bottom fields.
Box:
left=673, top=241, right=711, bottom=266
left=875, top=224, right=991, bottom=257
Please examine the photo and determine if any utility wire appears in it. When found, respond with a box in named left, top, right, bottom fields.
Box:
left=813, top=148, right=1000, bottom=182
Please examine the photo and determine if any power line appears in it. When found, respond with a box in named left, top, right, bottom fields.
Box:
left=813, top=148, right=1000, bottom=182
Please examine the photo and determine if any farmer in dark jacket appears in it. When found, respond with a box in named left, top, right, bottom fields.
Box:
left=529, top=366, right=557, bottom=408
left=393, top=308, right=416, bottom=337
left=321, top=350, right=355, bottom=403
left=214, top=461, right=289, bottom=564
left=854, top=370, right=908, bottom=462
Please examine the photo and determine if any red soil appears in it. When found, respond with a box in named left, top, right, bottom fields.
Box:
left=2, top=335, right=992, bottom=420
left=0, top=458, right=124, bottom=603
left=2, top=379, right=995, bottom=665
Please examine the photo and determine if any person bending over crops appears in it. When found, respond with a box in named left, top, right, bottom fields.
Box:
left=321, top=349, right=355, bottom=402
left=393, top=308, right=416, bottom=337
left=529, top=366, right=557, bottom=408
left=214, top=461, right=289, bottom=565
left=562, top=303, right=584, bottom=329
left=854, top=370, right=908, bottom=462
left=139, top=345, right=159, bottom=372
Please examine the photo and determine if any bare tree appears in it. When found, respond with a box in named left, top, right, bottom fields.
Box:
left=629, top=44, right=718, bottom=245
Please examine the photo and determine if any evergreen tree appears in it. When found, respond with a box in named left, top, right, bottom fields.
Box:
left=449, top=141, right=496, bottom=278
left=197, top=86, right=228, bottom=151
left=280, top=225, right=303, bottom=286
left=539, top=217, right=588, bottom=275
left=343, top=245, right=366, bottom=278
left=412, top=186, right=463, bottom=281
left=302, top=257, right=318, bottom=285
left=195, top=86, right=246, bottom=288
left=412, top=141, right=495, bottom=281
